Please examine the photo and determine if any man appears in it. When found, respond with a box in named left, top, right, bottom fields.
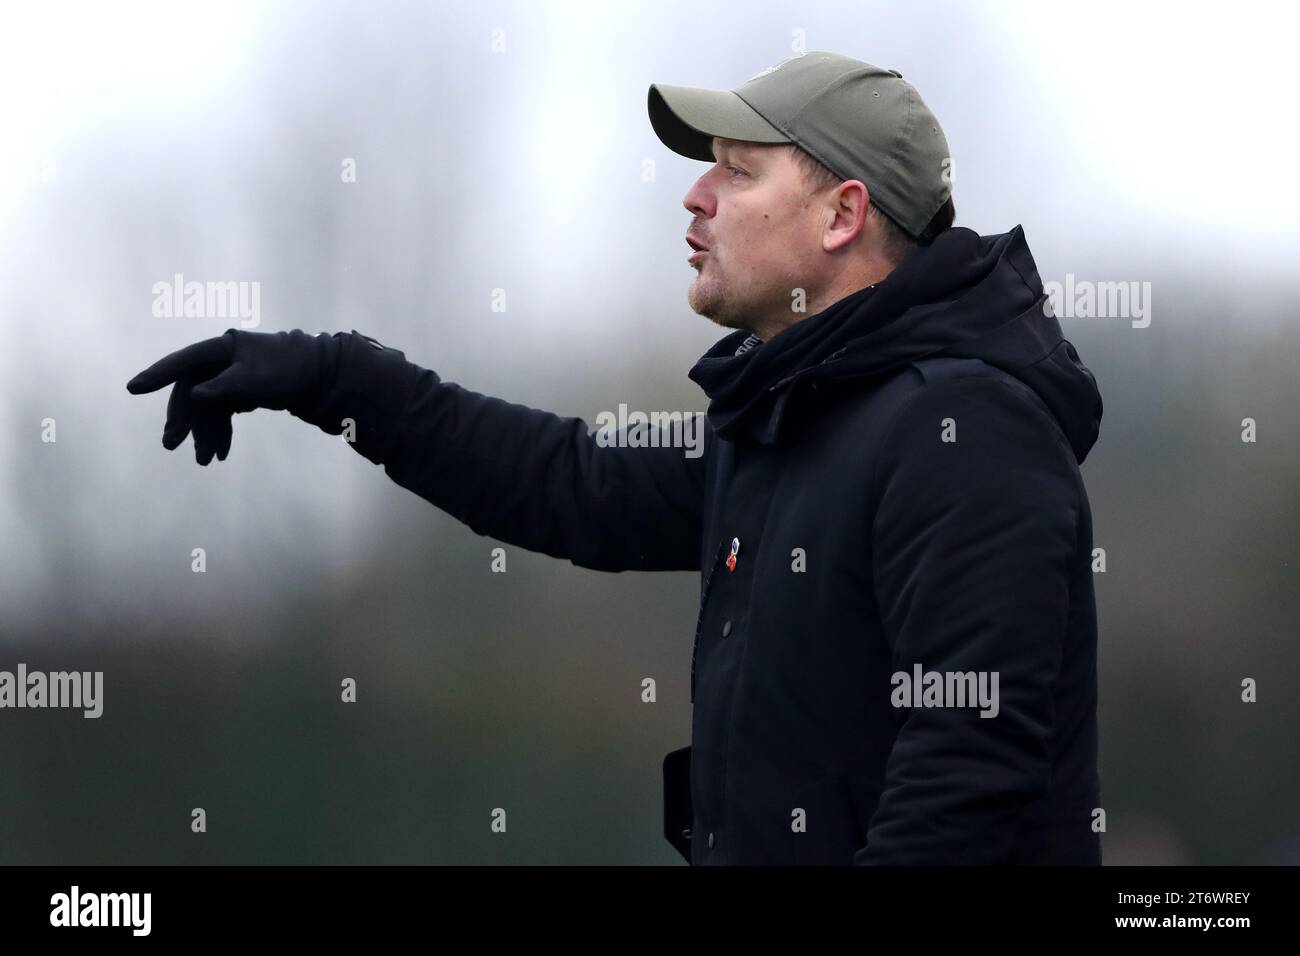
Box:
left=127, top=51, right=1103, bottom=865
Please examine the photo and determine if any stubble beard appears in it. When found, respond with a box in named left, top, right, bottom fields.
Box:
left=688, top=262, right=747, bottom=332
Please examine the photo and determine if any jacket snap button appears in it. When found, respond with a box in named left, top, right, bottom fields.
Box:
left=721, top=619, right=732, bottom=638
left=708, top=831, right=715, bottom=849
left=682, top=828, right=692, bottom=841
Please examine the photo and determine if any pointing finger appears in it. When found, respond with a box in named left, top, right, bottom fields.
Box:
left=126, top=336, right=231, bottom=395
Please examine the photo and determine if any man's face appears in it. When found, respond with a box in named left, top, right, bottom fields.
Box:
left=682, top=137, right=829, bottom=334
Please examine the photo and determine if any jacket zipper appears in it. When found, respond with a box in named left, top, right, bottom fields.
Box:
left=689, top=536, right=730, bottom=704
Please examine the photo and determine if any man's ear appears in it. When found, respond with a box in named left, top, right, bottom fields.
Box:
left=823, top=180, right=870, bottom=253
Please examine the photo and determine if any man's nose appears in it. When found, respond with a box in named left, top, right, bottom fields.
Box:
left=682, top=170, right=715, bottom=219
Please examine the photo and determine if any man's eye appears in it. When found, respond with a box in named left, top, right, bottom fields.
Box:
left=725, top=164, right=745, bottom=177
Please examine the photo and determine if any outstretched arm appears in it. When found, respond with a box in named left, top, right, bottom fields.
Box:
left=128, top=328, right=708, bottom=573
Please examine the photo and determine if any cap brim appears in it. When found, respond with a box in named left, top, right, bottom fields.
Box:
left=648, top=83, right=790, bottom=162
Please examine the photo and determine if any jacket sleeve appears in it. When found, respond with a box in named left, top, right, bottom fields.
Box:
left=297, top=330, right=707, bottom=573
left=855, top=374, right=1080, bottom=864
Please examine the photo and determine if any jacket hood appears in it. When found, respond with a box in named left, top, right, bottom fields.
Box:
left=686, top=225, right=1103, bottom=463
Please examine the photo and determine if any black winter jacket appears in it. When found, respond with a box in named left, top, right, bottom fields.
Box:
left=303, top=224, right=1104, bottom=865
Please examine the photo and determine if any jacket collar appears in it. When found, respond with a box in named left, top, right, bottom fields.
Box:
left=686, top=226, right=1049, bottom=446
left=686, top=282, right=882, bottom=444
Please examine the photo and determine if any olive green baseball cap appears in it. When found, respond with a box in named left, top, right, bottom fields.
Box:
left=648, top=51, right=952, bottom=239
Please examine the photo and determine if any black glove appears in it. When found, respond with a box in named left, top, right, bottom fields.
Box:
left=126, top=328, right=342, bottom=465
